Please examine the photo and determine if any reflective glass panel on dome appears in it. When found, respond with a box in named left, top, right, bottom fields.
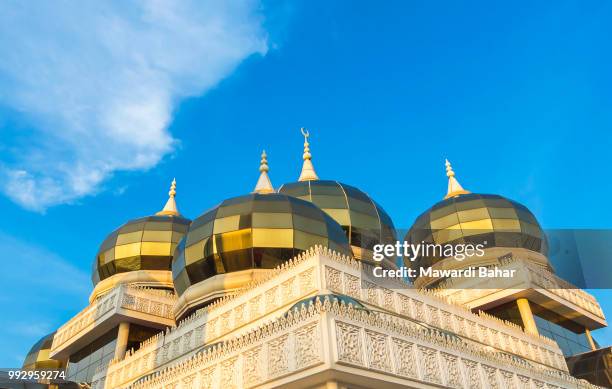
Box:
left=92, top=215, right=191, bottom=285
left=23, top=332, right=63, bottom=370
left=172, top=193, right=351, bottom=295
left=279, top=180, right=396, bottom=260
left=405, top=193, right=548, bottom=270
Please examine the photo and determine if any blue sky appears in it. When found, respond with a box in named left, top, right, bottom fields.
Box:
left=0, top=0, right=611, bottom=365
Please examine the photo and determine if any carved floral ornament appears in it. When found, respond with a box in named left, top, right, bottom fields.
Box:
left=78, top=245, right=609, bottom=389
left=52, top=283, right=177, bottom=351
left=90, top=245, right=583, bottom=388
left=434, top=256, right=603, bottom=318
left=91, top=296, right=596, bottom=389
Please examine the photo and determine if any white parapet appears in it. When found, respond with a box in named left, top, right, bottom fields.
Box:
left=50, top=284, right=177, bottom=359
left=86, top=246, right=594, bottom=389
left=95, top=297, right=597, bottom=389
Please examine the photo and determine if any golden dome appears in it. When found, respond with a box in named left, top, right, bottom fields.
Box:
left=172, top=192, right=351, bottom=296
left=278, top=129, right=396, bottom=261
left=92, top=180, right=191, bottom=285
left=279, top=180, right=396, bottom=260
left=22, top=332, right=64, bottom=370
left=172, top=151, right=350, bottom=318
left=404, top=161, right=549, bottom=280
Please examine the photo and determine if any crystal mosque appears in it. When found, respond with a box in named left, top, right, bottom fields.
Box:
left=20, top=130, right=611, bottom=388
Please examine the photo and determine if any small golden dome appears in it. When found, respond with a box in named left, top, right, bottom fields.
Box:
left=404, top=160, right=548, bottom=281
left=407, top=194, right=547, bottom=262
left=92, top=180, right=191, bottom=285
left=22, top=332, right=64, bottom=370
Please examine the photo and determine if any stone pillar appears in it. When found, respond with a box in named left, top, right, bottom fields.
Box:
left=114, top=322, right=130, bottom=359
left=585, top=328, right=597, bottom=350
left=517, top=298, right=539, bottom=336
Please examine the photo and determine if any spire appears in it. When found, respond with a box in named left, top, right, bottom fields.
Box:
left=156, top=178, right=181, bottom=216
left=253, top=150, right=275, bottom=194
left=444, top=159, right=471, bottom=199
left=298, top=127, right=319, bottom=181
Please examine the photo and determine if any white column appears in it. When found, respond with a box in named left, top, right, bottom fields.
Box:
left=114, top=322, right=130, bottom=359
left=517, top=298, right=539, bottom=336
left=585, top=328, right=597, bottom=350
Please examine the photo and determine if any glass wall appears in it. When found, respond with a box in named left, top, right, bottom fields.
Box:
left=486, top=301, right=592, bottom=357
left=566, top=346, right=612, bottom=387
left=534, top=315, right=592, bottom=356
left=67, top=327, right=117, bottom=383
left=66, top=324, right=160, bottom=383
left=126, top=324, right=159, bottom=353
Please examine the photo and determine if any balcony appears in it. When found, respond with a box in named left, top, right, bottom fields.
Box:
left=50, top=284, right=177, bottom=359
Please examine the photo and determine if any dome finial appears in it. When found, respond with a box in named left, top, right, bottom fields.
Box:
left=156, top=178, right=181, bottom=216
left=298, top=127, right=319, bottom=181
left=444, top=159, right=471, bottom=199
left=169, top=178, right=177, bottom=197
left=254, top=150, right=275, bottom=194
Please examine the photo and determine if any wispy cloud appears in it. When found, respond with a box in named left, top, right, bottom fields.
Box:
left=0, top=0, right=268, bottom=211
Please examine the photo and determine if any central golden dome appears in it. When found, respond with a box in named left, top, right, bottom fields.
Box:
left=279, top=180, right=396, bottom=260
left=278, top=129, right=396, bottom=261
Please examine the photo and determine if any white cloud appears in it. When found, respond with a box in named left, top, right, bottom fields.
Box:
left=0, top=0, right=268, bottom=211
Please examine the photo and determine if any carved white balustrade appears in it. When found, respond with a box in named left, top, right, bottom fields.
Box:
left=50, top=284, right=177, bottom=358
left=88, top=246, right=596, bottom=389
left=432, top=257, right=606, bottom=329
left=93, top=297, right=598, bottom=389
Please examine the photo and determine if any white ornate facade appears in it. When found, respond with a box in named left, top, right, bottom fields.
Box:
left=21, top=141, right=608, bottom=388
left=62, top=246, right=598, bottom=389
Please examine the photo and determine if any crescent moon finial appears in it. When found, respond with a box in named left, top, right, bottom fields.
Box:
left=297, top=127, right=319, bottom=181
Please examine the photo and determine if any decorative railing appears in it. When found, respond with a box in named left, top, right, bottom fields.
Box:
left=92, top=297, right=598, bottom=389
left=521, top=260, right=604, bottom=318
left=121, top=285, right=176, bottom=319
left=51, top=284, right=177, bottom=354
left=92, top=246, right=571, bottom=388
left=433, top=256, right=605, bottom=320
left=325, top=257, right=566, bottom=370
left=51, top=287, right=121, bottom=353
left=92, top=251, right=322, bottom=385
